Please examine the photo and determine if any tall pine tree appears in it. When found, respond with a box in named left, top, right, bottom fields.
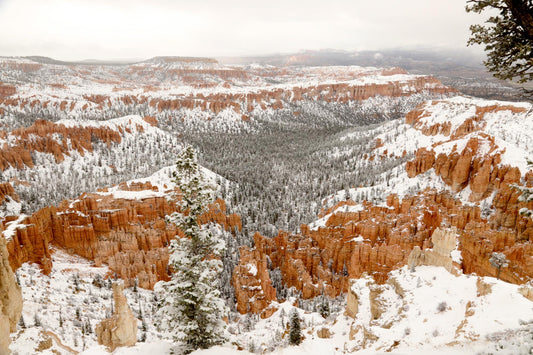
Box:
left=158, top=146, right=228, bottom=353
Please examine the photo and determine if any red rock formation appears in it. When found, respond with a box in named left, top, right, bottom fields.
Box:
left=0, top=62, right=42, bottom=72
left=403, top=100, right=533, bottom=283
left=232, top=233, right=277, bottom=317
left=405, top=102, right=527, bottom=138
left=0, top=119, right=130, bottom=170
left=4, top=184, right=241, bottom=290
left=0, top=84, right=16, bottom=97
left=233, top=99, right=533, bottom=316
left=0, top=183, right=19, bottom=205
left=406, top=135, right=520, bottom=201
left=1, top=70, right=453, bottom=122
left=234, top=178, right=533, bottom=315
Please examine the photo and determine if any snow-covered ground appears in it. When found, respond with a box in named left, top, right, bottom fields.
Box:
left=11, top=260, right=533, bottom=354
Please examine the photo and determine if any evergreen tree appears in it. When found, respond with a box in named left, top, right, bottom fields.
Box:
left=466, top=0, right=533, bottom=84
left=158, top=146, right=228, bottom=353
left=288, top=309, right=302, bottom=346
left=318, top=296, right=330, bottom=319
left=18, top=315, right=26, bottom=329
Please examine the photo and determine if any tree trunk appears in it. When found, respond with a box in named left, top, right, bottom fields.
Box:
left=504, top=0, right=533, bottom=40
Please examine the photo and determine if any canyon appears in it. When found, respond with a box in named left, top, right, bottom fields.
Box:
left=232, top=98, right=533, bottom=315
left=3, top=178, right=241, bottom=290
left=0, top=55, right=532, bottom=354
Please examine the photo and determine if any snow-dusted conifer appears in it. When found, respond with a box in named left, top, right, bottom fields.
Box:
left=514, top=160, right=533, bottom=218
left=289, top=309, right=302, bottom=345
left=158, top=146, right=228, bottom=353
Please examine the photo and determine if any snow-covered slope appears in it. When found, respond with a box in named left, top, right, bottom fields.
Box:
left=320, top=95, right=533, bottom=212
left=12, top=261, right=533, bottom=354
left=1, top=114, right=181, bottom=214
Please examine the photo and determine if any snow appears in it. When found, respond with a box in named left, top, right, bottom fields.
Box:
left=80, top=342, right=173, bottom=355
left=57, top=115, right=153, bottom=131
left=320, top=95, right=533, bottom=218
left=92, top=163, right=225, bottom=202
left=5, top=58, right=533, bottom=355
left=96, top=189, right=166, bottom=200
left=338, top=266, right=533, bottom=354
left=2, top=214, right=27, bottom=241
left=451, top=249, right=463, bottom=264
left=247, top=263, right=258, bottom=277
left=1, top=195, right=22, bottom=218
left=400, top=96, right=533, bottom=174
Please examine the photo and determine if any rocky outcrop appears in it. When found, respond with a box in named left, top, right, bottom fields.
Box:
left=232, top=233, right=277, bottom=317
left=146, top=76, right=453, bottom=116
left=0, top=84, right=15, bottom=98
left=0, top=235, right=22, bottom=333
left=317, top=327, right=332, bottom=338
left=405, top=102, right=527, bottom=138
left=345, top=281, right=359, bottom=318
left=1, top=66, right=453, bottom=123
left=0, top=119, right=127, bottom=171
left=406, top=136, right=521, bottom=200
left=4, top=182, right=241, bottom=289
left=0, top=184, right=19, bottom=206
left=234, top=171, right=533, bottom=316
left=0, top=312, right=10, bottom=355
left=95, top=282, right=137, bottom=351
left=0, top=230, right=23, bottom=354
left=407, top=227, right=459, bottom=273
left=403, top=100, right=533, bottom=284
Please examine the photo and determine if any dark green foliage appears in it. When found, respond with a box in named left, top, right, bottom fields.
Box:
left=289, top=309, right=302, bottom=346
left=18, top=315, right=26, bottom=329
left=160, top=146, right=227, bottom=353
left=318, top=297, right=330, bottom=319
left=467, top=0, right=533, bottom=83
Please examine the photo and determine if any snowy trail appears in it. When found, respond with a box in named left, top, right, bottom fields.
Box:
left=44, top=331, right=79, bottom=354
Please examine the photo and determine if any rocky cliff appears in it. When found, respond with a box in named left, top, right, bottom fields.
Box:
left=0, top=83, right=15, bottom=98
left=407, top=227, right=460, bottom=273
left=0, top=228, right=22, bottom=354
left=0, top=117, right=155, bottom=171
left=0, top=76, right=453, bottom=121
left=3, top=180, right=241, bottom=290
left=232, top=233, right=277, bottom=317
left=0, top=57, right=454, bottom=128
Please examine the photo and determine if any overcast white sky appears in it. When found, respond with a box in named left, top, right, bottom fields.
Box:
left=0, top=0, right=485, bottom=61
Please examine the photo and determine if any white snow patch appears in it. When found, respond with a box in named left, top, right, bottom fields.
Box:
left=247, top=263, right=258, bottom=277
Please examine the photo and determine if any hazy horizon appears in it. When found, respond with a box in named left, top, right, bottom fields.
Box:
left=0, top=0, right=486, bottom=62
left=4, top=46, right=486, bottom=66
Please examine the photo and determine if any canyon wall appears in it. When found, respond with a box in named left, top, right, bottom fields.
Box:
left=0, top=70, right=454, bottom=122
left=232, top=99, right=533, bottom=315
left=0, top=230, right=22, bottom=354
left=3, top=183, right=241, bottom=290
